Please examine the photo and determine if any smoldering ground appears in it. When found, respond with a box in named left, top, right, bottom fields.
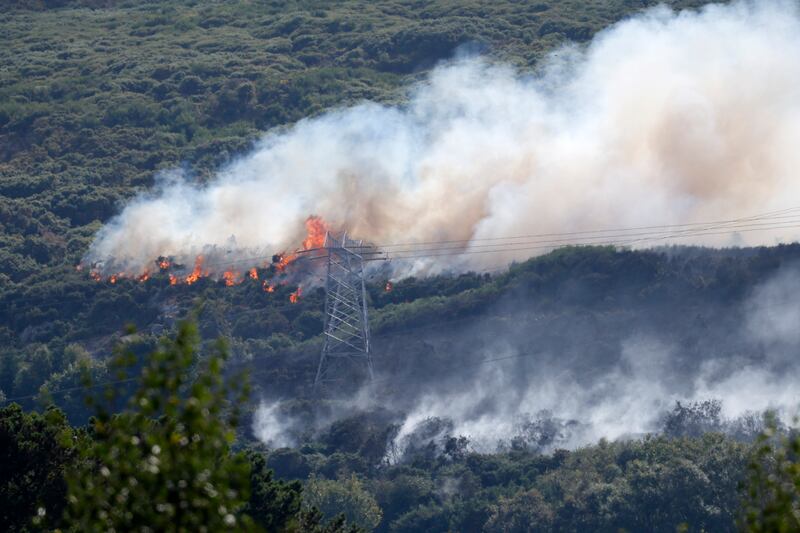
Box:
left=252, top=247, right=800, bottom=455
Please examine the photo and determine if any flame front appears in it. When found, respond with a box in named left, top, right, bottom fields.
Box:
left=184, top=256, right=205, bottom=285
left=273, top=216, right=328, bottom=272
left=222, top=270, right=241, bottom=287
left=84, top=215, right=331, bottom=295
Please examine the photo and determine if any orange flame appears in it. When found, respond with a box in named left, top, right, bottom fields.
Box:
left=274, top=253, right=292, bottom=272
left=185, top=256, right=205, bottom=285
left=289, top=286, right=302, bottom=303
left=222, top=270, right=241, bottom=287
left=274, top=216, right=329, bottom=272
left=302, top=216, right=327, bottom=250
left=87, top=216, right=329, bottom=288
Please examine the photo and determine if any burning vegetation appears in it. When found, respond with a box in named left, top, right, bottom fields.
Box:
left=82, top=215, right=329, bottom=303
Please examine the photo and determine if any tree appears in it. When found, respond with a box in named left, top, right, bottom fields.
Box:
left=12, top=345, right=53, bottom=398
left=0, top=403, right=77, bottom=532
left=62, top=320, right=255, bottom=531
left=741, top=417, right=800, bottom=532
left=245, top=450, right=303, bottom=532
left=662, top=400, right=723, bottom=438
left=484, top=489, right=554, bottom=533
left=304, top=474, right=382, bottom=532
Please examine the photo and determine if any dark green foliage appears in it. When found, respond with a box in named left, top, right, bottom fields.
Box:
left=0, top=0, right=735, bottom=425
left=245, top=450, right=304, bottom=532
left=304, top=474, right=383, bottom=531
left=63, top=320, right=256, bottom=531
left=0, top=404, right=77, bottom=532
left=1, top=2, right=790, bottom=530
left=0, top=323, right=362, bottom=532
left=264, top=428, right=749, bottom=532
left=267, top=447, right=314, bottom=480
left=741, top=417, right=800, bottom=532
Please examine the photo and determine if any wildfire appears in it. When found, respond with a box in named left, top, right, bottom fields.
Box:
left=385, top=281, right=393, bottom=292
left=273, top=216, right=329, bottom=272
left=222, top=270, right=240, bottom=287
left=302, top=216, right=327, bottom=250
left=274, top=253, right=292, bottom=271
left=84, top=215, right=331, bottom=292
left=184, top=256, right=205, bottom=285
left=289, top=287, right=302, bottom=303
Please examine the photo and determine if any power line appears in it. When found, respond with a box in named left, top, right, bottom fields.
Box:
left=373, top=223, right=800, bottom=262
left=2, top=209, right=800, bottom=314
left=1, top=377, right=138, bottom=404
left=2, top=216, right=799, bottom=318
left=350, top=206, right=800, bottom=248
left=72, top=205, right=800, bottom=276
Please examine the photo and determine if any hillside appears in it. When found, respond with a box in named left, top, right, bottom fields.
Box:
left=0, top=0, right=719, bottom=412
left=8, top=1, right=800, bottom=531
left=5, top=242, right=800, bottom=531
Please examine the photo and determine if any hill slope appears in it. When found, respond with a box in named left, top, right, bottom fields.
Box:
left=0, top=0, right=723, bottom=411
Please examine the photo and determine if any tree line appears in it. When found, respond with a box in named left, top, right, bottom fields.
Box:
left=2, top=318, right=798, bottom=532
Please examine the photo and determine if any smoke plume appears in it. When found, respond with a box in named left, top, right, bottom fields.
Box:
left=86, top=1, right=800, bottom=277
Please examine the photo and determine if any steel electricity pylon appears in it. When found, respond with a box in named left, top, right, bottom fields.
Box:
left=314, top=231, right=374, bottom=391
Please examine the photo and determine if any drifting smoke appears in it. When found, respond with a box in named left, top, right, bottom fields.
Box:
left=253, top=259, right=800, bottom=453
left=86, top=1, right=800, bottom=279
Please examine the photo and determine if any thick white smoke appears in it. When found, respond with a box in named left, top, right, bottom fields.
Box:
left=87, top=1, right=800, bottom=277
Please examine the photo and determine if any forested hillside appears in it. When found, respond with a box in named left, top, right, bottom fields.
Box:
left=9, top=1, right=800, bottom=532
left=0, top=0, right=718, bottom=418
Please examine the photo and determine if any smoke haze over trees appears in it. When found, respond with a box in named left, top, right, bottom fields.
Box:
left=84, top=1, right=800, bottom=279
left=4, top=0, right=800, bottom=531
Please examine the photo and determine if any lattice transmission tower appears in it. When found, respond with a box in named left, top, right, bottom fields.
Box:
left=314, top=232, right=374, bottom=391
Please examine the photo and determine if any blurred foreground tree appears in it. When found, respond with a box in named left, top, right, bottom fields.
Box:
left=62, top=320, right=255, bottom=531
left=741, top=416, right=800, bottom=532
left=59, top=319, right=359, bottom=532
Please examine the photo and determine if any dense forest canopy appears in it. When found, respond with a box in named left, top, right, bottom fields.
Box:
left=0, top=0, right=726, bottom=420
left=5, top=0, right=800, bottom=531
